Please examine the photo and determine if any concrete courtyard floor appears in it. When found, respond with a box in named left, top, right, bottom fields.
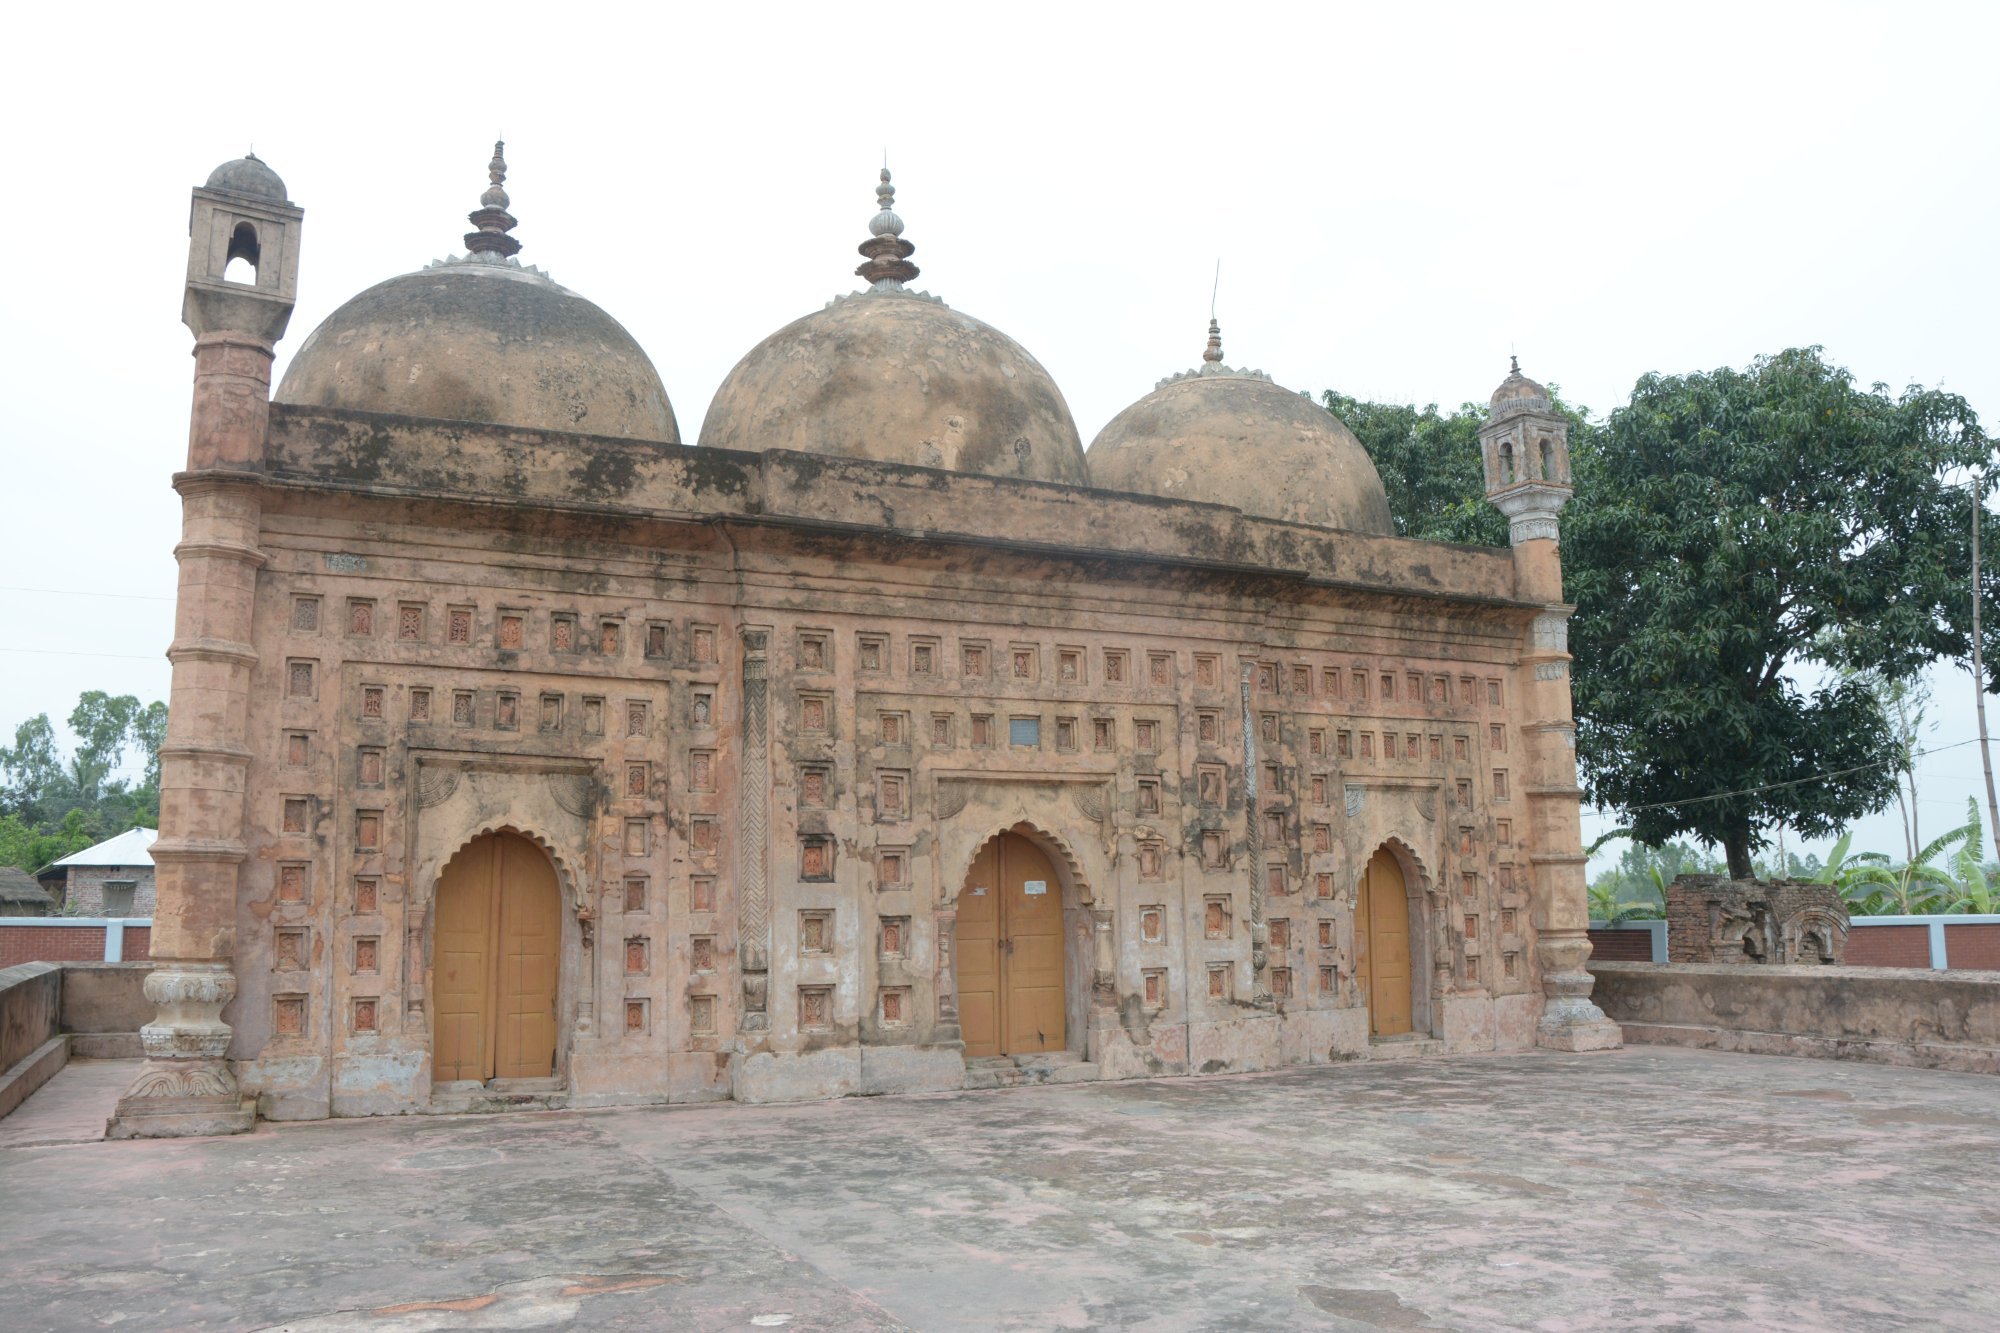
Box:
left=3, top=1047, right=1998, bottom=1331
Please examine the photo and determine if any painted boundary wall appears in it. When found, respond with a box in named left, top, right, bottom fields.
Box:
left=1846, top=916, right=2000, bottom=970
left=1589, top=960, right=2000, bottom=1074
left=1586, top=920, right=1666, bottom=962
left=1589, top=915, right=2000, bottom=970
left=0, top=920, right=152, bottom=968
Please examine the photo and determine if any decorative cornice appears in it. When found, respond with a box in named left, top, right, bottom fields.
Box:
left=166, top=638, right=258, bottom=667
left=148, top=837, right=249, bottom=864
left=173, top=539, right=268, bottom=568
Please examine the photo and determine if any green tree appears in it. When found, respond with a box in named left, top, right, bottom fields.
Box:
left=0, top=714, right=67, bottom=822
left=130, top=701, right=167, bottom=788
left=0, top=808, right=96, bottom=874
left=1564, top=348, right=1990, bottom=877
left=1588, top=835, right=1722, bottom=919
left=1321, top=395, right=1507, bottom=545
left=66, top=691, right=144, bottom=806
left=1325, top=388, right=1603, bottom=549
left=0, top=692, right=166, bottom=869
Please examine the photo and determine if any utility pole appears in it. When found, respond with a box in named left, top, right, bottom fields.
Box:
left=1971, top=474, right=2000, bottom=864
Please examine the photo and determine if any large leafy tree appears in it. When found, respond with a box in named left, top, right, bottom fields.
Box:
left=1321, top=394, right=1507, bottom=546
left=1565, top=348, right=1990, bottom=877
left=1327, top=348, right=1993, bottom=880
left=1325, top=389, right=1601, bottom=548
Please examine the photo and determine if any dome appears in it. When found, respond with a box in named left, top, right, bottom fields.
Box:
left=696, top=171, right=1088, bottom=486
left=275, top=144, right=678, bottom=443
left=205, top=153, right=288, bottom=202
left=276, top=261, right=677, bottom=441
left=1087, top=324, right=1393, bottom=535
left=1490, top=356, right=1551, bottom=414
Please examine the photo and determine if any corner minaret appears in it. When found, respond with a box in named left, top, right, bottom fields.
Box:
left=111, top=154, right=303, bottom=1139
left=1480, top=356, right=1571, bottom=546
left=1479, top=357, right=1621, bottom=1054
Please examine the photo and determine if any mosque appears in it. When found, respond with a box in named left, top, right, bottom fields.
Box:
left=112, top=145, right=1617, bottom=1135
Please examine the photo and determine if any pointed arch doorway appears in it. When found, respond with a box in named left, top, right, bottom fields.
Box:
left=1356, top=846, right=1415, bottom=1037
left=957, top=830, right=1067, bottom=1058
left=433, top=831, right=561, bottom=1083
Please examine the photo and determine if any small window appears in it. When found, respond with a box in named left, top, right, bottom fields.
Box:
left=102, top=881, right=136, bottom=916
left=858, top=634, right=886, bottom=672
left=1009, top=716, right=1041, bottom=747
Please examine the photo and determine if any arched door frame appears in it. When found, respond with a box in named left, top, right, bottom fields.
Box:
left=948, top=821, right=1098, bottom=1059
left=1357, top=837, right=1442, bottom=1039
left=425, top=825, right=580, bottom=1088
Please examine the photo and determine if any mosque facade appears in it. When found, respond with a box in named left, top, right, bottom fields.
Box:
left=111, top=146, right=1618, bottom=1135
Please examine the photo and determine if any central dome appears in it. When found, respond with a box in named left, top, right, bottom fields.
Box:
left=275, top=144, right=678, bottom=443
left=697, top=171, right=1087, bottom=486
left=1088, top=323, right=1393, bottom=534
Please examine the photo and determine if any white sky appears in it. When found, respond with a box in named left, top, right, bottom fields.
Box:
left=2, top=2, right=1995, bottom=869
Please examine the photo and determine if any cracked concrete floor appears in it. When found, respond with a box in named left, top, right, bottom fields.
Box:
left=3, top=1046, right=1998, bottom=1331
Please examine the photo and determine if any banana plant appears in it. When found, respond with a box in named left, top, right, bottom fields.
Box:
left=1829, top=805, right=1976, bottom=916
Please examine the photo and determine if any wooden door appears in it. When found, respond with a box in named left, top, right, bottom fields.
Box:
left=1357, top=847, right=1414, bottom=1037
left=433, top=837, right=496, bottom=1082
left=957, top=838, right=1002, bottom=1058
left=433, top=832, right=561, bottom=1082
left=957, top=832, right=1067, bottom=1058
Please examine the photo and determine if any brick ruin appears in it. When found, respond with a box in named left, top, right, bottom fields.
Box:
left=1666, top=875, right=1848, bottom=966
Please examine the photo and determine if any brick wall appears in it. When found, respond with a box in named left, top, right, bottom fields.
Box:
left=1944, top=923, right=2000, bottom=970
left=0, top=923, right=151, bottom=968
left=0, top=926, right=106, bottom=968
left=1588, top=928, right=1654, bottom=962
left=1845, top=925, right=1930, bottom=969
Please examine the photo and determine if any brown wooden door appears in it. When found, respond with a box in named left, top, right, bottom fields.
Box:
left=1357, top=847, right=1414, bottom=1037
left=433, top=832, right=561, bottom=1082
left=957, top=832, right=1067, bottom=1058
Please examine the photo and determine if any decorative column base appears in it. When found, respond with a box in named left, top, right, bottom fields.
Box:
left=1535, top=934, right=1622, bottom=1052
left=106, top=963, right=255, bottom=1139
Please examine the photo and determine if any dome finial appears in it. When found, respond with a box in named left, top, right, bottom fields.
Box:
left=1510, top=352, right=1521, bottom=375
left=464, top=139, right=522, bottom=259
left=1203, top=318, right=1224, bottom=364
left=856, top=166, right=920, bottom=289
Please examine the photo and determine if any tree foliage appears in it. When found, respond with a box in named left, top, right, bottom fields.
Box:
left=1327, top=347, right=1994, bottom=880
left=1567, top=348, right=1993, bottom=876
left=0, top=692, right=165, bottom=870
left=1324, top=389, right=1602, bottom=549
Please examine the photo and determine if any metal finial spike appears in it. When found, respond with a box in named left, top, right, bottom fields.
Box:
left=1203, top=318, right=1224, bottom=364
left=857, top=164, right=919, bottom=287
left=464, top=140, right=521, bottom=258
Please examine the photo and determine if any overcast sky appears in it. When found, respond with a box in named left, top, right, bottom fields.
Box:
left=2, top=3, right=1996, bottom=869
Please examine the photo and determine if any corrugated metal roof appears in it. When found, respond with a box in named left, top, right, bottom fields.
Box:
left=50, top=826, right=158, bottom=868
